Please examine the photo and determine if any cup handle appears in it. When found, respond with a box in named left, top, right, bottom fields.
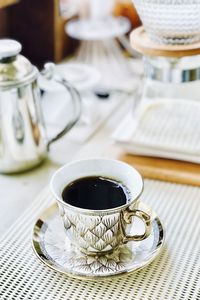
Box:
left=120, top=209, right=152, bottom=243
left=40, top=63, right=81, bottom=149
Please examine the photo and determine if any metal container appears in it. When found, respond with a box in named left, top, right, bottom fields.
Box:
left=0, top=39, right=81, bottom=173
left=142, top=54, right=200, bottom=102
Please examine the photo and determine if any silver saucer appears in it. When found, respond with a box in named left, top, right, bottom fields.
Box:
left=32, top=202, right=164, bottom=281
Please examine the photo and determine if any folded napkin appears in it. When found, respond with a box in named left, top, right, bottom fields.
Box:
left=113, top=98, right=200, bottom=163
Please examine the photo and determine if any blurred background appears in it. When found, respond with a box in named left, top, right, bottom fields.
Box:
left=0, top=0, right=141, bottom=68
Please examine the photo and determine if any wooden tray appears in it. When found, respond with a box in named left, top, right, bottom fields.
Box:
left=119, top=154, right=200, bottom=187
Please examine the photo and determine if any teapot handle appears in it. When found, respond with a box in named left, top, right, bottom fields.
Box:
left=41, top=63, right=81, bottom=149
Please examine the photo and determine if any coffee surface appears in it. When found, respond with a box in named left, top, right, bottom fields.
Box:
left=62, top=176, right=130, bottom=210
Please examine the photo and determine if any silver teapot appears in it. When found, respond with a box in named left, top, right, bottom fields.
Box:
left=0, top=39, right=81, bottom=173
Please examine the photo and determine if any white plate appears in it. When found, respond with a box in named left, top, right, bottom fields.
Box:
left=113, top=99, right=200, bottom=163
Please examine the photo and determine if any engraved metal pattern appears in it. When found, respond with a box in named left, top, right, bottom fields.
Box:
left=33, top=202, right=164, bottom=279
left=60, top=206, right=122, bottom=254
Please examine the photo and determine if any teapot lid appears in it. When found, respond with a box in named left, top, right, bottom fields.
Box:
left=0, top=39, right=38, bottom=89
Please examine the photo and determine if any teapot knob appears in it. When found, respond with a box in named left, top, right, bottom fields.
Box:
left=0, top=39, right=22, bottom=60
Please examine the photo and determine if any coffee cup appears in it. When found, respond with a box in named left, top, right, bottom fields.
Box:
left=50, top=158, right=152, bottom=256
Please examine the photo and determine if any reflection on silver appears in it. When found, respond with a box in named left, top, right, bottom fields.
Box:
left=0, top=82, right=48, bottom=173
left=0, top=40, right=81, bottom=173
left=12, top=109, right=24, bottom=144
left=32, top=202, right=164, bottom=281
left=144, top=56, right=200, bottom=83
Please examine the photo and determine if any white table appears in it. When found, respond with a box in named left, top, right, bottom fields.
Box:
left=1, top=93, right=200, bottom=300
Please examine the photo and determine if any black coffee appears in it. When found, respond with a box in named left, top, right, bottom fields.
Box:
left=62, top=176, right=131, bottom=210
